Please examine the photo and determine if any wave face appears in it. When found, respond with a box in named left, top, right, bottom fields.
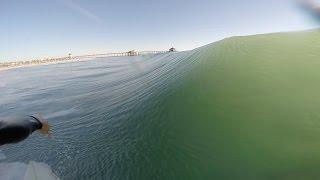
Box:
left=2, top=30, right=320, bottom=179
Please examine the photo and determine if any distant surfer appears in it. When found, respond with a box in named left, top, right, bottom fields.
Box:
left=0, top=114, right=50, bottom=146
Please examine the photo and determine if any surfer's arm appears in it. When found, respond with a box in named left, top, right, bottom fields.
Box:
left=0, top=116, right=48, bottom=146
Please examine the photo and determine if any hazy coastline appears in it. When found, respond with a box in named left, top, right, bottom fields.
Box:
left=0, top=51, right=169, bottom=71
left=0, top=58, right=90, bottom=71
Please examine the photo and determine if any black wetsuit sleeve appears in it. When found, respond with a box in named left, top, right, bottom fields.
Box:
left=0, top=116, right=42, bottom=146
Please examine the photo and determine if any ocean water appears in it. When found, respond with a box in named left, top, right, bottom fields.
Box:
left=0, top=51, right=201, bottom=179
left=2, top=30, right=320, bottom=179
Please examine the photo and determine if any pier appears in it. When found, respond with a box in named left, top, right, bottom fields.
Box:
left=73, top=50, right=169, bottom=59
left=0, top=49, right=175, bottom=70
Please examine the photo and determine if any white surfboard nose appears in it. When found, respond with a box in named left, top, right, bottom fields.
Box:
left=24, top=161, right=60, bottom=180
left=0, top=161, right=60, bottom=180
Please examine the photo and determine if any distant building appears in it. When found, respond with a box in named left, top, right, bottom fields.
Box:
left=169, top=47, right=176, bottom=52
left=68, top=53, right=72, bottom=59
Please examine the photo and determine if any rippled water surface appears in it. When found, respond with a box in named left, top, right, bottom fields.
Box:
left=0, top=51, right=201, bottom=179
left=2, top=31, right=320, bottom=180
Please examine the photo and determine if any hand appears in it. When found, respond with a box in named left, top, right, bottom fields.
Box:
left=35, top=113, right=51, bottom=137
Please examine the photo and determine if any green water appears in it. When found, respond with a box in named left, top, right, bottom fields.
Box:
left=2, top=30, right=320, bottom=179
left=158, top=30, right=320, bottom=179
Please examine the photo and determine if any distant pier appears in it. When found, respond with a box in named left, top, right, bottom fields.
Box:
left=87, top=50, right=168, bottom=58
left=63, top=50, right=170, bottom=61
left=0, top=49, right=176, bottom=70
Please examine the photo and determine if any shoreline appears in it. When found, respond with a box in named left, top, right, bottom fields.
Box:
left=0, top=50, right=170, bottom=72
left=0, top=57, right=98, bottom=72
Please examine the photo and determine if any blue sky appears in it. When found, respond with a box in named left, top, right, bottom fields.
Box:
left=0, top=0, right=319, bottom=62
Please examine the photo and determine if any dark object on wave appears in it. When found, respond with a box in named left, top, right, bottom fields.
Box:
left=128, top=50, right=137, bottom=56
left=0, top=115, right=50, bottom=146
left=169, top=47, right=176, bottom=52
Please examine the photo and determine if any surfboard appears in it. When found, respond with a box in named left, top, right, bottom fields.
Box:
left=24, top=161, right=60, bottom=180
